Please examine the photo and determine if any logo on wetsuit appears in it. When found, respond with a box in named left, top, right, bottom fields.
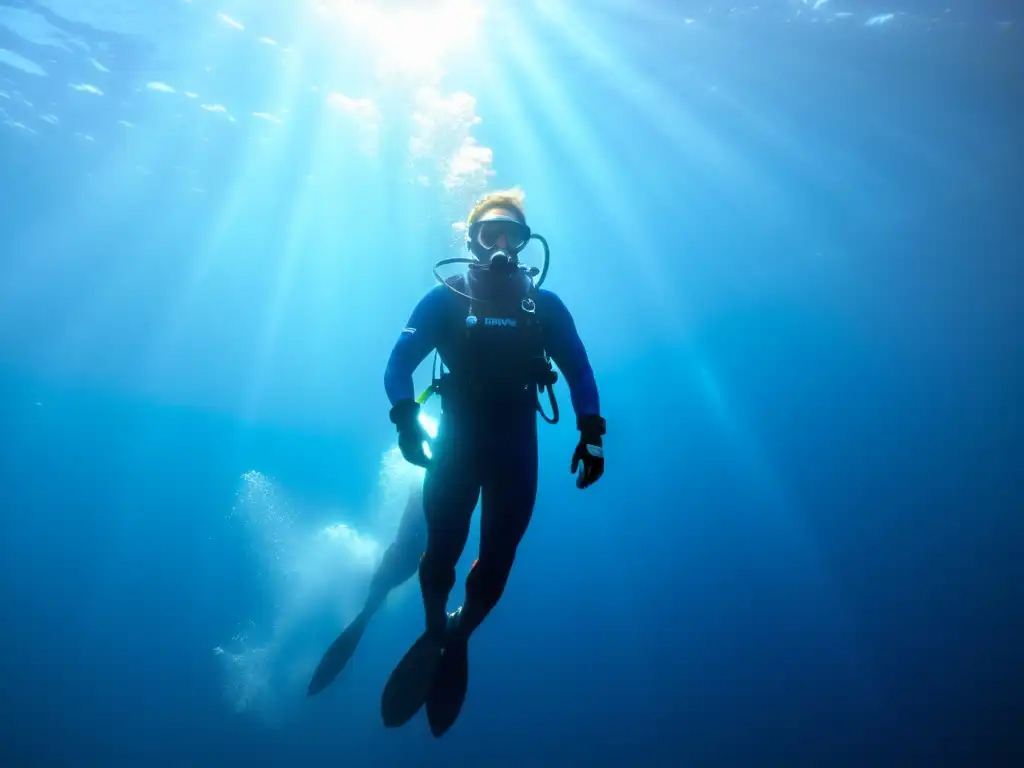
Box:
left=483, top=317, right=517, bottom=328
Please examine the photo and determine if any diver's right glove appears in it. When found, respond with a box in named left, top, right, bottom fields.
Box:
left=390, top=398, right=432, bottom=469
left=571, top=414, right=605, bottom=489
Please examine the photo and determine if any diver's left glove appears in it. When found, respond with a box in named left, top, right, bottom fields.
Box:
left=390, top=398, right=432, bottom=469
left=571, top=414, right=605, bottom=489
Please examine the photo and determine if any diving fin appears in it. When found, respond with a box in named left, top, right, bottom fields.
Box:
left=380, top=631, right=445, bottom=728
left=307, top=610, right=371, bottom=696
left=425, top=636, right=469, bottom=738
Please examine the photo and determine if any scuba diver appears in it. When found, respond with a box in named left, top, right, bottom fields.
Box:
left=381, top=188, right=605, bottom=737
left=306, top=485, right=428, bottom=697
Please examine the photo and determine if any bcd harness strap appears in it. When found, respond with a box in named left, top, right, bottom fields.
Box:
left=415, top=290, right=560, bottom=425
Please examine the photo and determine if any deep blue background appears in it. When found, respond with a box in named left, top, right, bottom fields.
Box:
left=1, top=1, right=1021, bottom=765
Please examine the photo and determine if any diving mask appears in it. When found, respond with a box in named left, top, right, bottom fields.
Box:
left=468, top=216, right=531, bottom=256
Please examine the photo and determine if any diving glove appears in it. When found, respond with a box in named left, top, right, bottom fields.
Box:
left=571, top=414, right=605, bottom=489
left=390, top=399, right=432, bottom=469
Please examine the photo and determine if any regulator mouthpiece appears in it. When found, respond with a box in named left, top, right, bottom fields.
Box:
left=489, top=250, right=512, bottom=271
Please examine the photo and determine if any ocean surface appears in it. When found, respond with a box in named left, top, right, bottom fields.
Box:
left=0, top=1, right=1020, bottom=765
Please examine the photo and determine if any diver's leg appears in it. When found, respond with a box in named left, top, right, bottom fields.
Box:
left=381, top=444, right=479, bottom=726
left=419, top=443, right=480, bottom=638
left=363, top=486, right=428, bottom=615
left=308, top=488, right=428, bottom=698
left=424, top=424, right=538, bottom=736
left=457, top=427, right=539, bottom=639
left=364, top=545, right=413, bottom=616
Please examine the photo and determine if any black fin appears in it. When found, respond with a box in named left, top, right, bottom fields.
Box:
left=380, top=632, right=445, bottom=728
left=307, top=611, right=370, bottom=697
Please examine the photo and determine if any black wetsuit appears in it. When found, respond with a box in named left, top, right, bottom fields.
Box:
left=384, top=270, right=600, bottom=639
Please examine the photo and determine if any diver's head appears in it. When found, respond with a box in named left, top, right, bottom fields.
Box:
left=465, top=188, right=530, bottom=276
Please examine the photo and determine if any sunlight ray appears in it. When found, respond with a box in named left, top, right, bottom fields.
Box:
left=144, top=32, right=314, bottom=373
left=534, top=6, right=862, bottom=640
left=0, top=120, right=195, bottom=353
left=533, top=2, right=776, bottom=211
left=0, top=1, right=294, bottom=335
left=313, top=0, right=484, bottom=83
left=236, top=67, right=383, bottom=416
left=690, top=358, right=870, bottom=661
left=502, top=19, right=630, bottom=231
left=501, top=11, right=693, bottom=341
left=240, top=194, right=309, bottom=419
left=582, top=2, right=975, bottom=232
left=466, top=57, right=544, bottom=195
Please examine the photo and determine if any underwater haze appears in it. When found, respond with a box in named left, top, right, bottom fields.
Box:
left=0, top=0, right=1021, bottom=765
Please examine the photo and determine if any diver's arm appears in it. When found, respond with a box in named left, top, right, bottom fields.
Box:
left=384, top=286, right=446, bottom=406
left=539, top=290, right=601, bottom=417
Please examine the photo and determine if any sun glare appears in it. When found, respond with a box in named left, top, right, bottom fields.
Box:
left=319, top=0, right=485, bottom=78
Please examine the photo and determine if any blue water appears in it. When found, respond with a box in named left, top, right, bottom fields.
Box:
left=1, top=1, right=1020, bottom=765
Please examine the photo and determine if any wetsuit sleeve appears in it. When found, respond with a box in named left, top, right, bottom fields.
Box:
left=384, top=286, right=446, bottom=406
left=539, top=290, right=601, bottom=417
